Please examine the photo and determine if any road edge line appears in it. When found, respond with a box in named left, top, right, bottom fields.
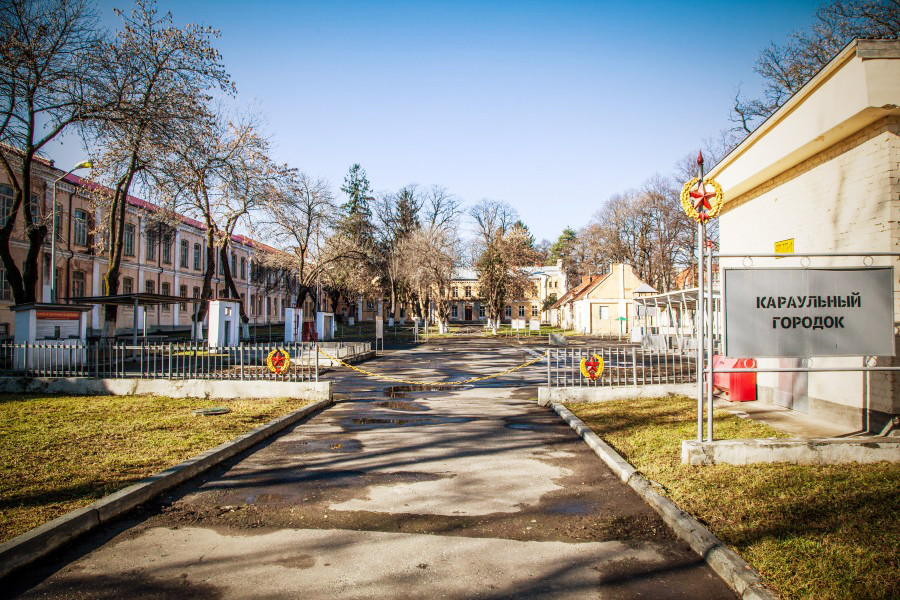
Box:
left=0, top=397, right=333, bottom=582
left=550, top=401, right=778, bottom=600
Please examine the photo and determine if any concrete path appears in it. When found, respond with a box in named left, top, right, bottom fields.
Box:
left=13, top=339, right=734, bottom=599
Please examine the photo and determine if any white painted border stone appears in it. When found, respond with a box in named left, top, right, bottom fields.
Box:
left=682, top=438, right=900, bottom=465
left=538, top=384, right=695, bottom=406
left=0, top=377, right=331, bottom=401
left=0, top=396, right=333, bottom=581
left=550, top=402, right=778, bottom=600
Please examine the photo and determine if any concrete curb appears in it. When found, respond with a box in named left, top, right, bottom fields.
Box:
left=0, top=397, right=333, bottom=581
left=550, top=402, right=778, bottom=600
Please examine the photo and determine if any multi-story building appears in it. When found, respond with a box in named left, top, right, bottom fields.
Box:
left=0, top=152, right=294, bottom=338
left=446, top=260, right=567, bottom=324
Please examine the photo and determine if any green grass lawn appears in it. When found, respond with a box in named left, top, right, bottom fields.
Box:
left=565, top=396, right=900, bottom=600
left=0, top=394, right=310, bottom=543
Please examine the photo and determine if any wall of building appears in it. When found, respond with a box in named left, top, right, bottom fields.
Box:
left=719, top=116, right=899, bottom=431
left=0, top=167, right=291, bottom=338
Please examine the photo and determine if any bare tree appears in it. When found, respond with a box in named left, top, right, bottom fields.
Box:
left=155, top=109, right=278, bottom=331
left=255, top=172, right=363, bottom=315
left=0, top=0, right=102, bottom=303
left=470, top=199, right=538, bottom=332
left=86, top=0, right=233, bottom=336
left=732, top=0, right=900, bottom=134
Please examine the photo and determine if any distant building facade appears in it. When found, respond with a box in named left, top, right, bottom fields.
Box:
left=0, top=153, right=293, bottom=338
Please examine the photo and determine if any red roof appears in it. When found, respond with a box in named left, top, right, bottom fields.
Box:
left=64, top=173, right=278, bottom=253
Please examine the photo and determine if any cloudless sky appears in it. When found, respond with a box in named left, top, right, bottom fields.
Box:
left=47, top=0, right=823, bottom=243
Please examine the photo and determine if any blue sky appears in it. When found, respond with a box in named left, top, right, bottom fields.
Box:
left=47, top=0, right=823, bottom=243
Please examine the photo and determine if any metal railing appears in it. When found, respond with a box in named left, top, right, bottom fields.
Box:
left=547, top=346, right=697, bottom=387
left=0, top=341, right=372, bottom=381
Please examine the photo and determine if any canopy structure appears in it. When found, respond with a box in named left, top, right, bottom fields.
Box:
left=68, top=293, right=200, bottom=344
left=632, top=287, right=721, bottom=352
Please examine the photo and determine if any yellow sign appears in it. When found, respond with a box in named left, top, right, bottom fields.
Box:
left=775, top=238, right=794, bottom=254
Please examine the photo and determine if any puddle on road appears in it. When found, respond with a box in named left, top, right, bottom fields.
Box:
left=505, top=423, right=555, bottom=432
left=383, top=384, right=471, bottom=398
left=546, top=500, right=596, bottom=515
left=288, top=439, right=363, bottom=454
left=342, top=415, right=474, bottom=430
left=372, top=400, right=429, bottom=412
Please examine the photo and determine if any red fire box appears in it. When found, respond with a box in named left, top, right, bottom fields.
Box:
left=712, top=355, right=757, bottom=402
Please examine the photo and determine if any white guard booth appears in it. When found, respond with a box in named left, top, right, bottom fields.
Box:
left=284, top=307, right=303, bottom=342
left=316, top=311, right=335, bottom=341
left=208, top=300, right=241, bottom=347
left=11, top=303, right=91, bottom=369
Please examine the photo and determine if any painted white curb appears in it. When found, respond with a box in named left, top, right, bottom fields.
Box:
left=551, top=402, right=778, bottom=600
left=0, top=397, right=333, bottom=581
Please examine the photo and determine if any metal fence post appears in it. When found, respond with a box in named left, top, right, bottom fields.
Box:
left=546, top=349, right=551, bottom=388
left=315, top=344, right=319, bottom=382
left=632, top=348, right=637, bottom=386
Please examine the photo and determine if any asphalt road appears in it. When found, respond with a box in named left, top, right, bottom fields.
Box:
left=11, top=338, right=734, bottom=599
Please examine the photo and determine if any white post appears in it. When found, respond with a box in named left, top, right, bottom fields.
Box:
left=697, top=223, right=705, bottom=442
left=707, top=237, right=715, bottom=442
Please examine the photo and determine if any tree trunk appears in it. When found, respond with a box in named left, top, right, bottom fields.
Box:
left=101, top=160, right=138, bottom=339
left=219, top=242, right=249, bottom=324
left=0, top=153, right=43, bottom=304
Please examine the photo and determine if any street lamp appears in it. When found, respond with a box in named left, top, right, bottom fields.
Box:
left=50, top=160, right=92, bottom=303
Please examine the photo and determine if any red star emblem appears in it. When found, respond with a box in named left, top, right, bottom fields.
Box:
left=270, top=351, right=285, bottom=369
left=690, top=180, right=716, bottom=212
left=583, top=358, right=600, bottom=378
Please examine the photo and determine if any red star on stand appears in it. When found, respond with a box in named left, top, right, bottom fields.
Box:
left=690, top=180, right=716, bottom=212
left=583, top=358, right=600, bottom=379
left=270, top=351, right=286, bottom=370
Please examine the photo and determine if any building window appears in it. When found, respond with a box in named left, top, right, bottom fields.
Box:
left=451, top=305, right=458, bottom=318
left=218, top=253, right=224, bottom=275
left=240, top=257, right=246, bottom=280
left=161, top=236, right=172, bottom=264
left=179, top=284, right=187, bottom=310
left=122, top=277, right=133, bottom=295
left=180, top=239, right=189, bottom=268
left=147, top=231, right=157, bottom=260
left=465, top=286, right=471, bottom=298
left=193, top=243, right=201, bottom=270
left=518, top=306, right=525, bottom=318
left=0, top=323, right=8, bottom=337
left=145, top=280, right=155, bottom=294
left=72, top=271, right=85, bottom=298
left=192, top=286, right=200, bottom=299
left=366, top=301, right=374, bottom=310
left=29, top=193, right=40, bottom=225
left=250, top=294, right=256, bottom=316
left=161, top=282, right=171, bottom=310
left=55, top=202, right=63, bottom=236
left=0, top=268, right=10, bottom=300
left=0, top=184, right=12, bottom=227
left=73, top=209, right=88, bottom=246
left=479, top=305, right=485, bottom=318
left=452, top=287, right=458, bottom=298
left=124, top=224, right=135, bottom=256
left=231, top=252, right=236, bottom=276
left=532, top=305, right=538, bottom=317
left=505, top=306, right=512, bottom=318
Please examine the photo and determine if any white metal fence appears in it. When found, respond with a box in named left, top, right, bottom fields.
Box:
left=0, top=341, right=371, bottom=381
left=547, top=346, right=697, bottom=387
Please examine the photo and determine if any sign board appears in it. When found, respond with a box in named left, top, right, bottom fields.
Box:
left=774, top=238, right=794, bottom=253
left=375, top=317, right=383, bottom=340
left=723, top=267, right=895, bottom=357
left=36, top=311, right=81, bottom=320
